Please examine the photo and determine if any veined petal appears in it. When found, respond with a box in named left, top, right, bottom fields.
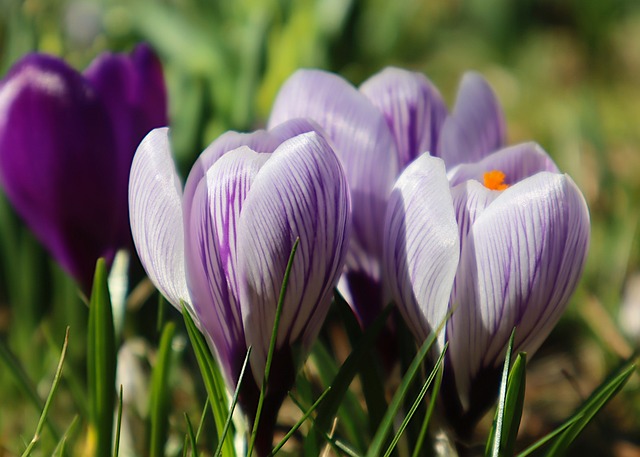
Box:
left=360, top=67, right=448, bottom=167
left=268, top=69, right=398, bottom=271
left=237, top=131, right=351, bottom=381
left=447, top=142, right=559, bottom=187
left=185, top=147, right=269, bottom=386
left=0, top=53, right=119, bottom=290
left=448, top=172, right=590, bottom=409
left=384, top=154, right=460, bottom=348
left=129, top=128, right=190, bottom=311
left=182, top=119, right=323, bottom=241
left=437, top=71, right=506, bottom=168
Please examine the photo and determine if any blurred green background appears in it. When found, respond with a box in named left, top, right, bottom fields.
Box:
left=1, top=0, right=640, bottom=455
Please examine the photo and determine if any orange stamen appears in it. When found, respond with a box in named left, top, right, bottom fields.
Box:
left=483, top=170, right=509, bottom=191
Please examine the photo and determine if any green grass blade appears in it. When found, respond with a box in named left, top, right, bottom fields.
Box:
left=148, top=322, right=176, bottom=457
left=314, top=304, right=393, bottom=440
left=269, top=386, right=332, bottom=456
left=87, top=259, right=117, bottom=457
left=182, top=304, right=235, bottom=457
left=21, top=327, right=69, bottom=457
left=114, top=385, right=123, bottom=457
left=412, top=353, right=445, bottom=457
left=486, top=329, right=526, bottom=457
left=195, top=397, right=210, bottom=444
left=184, top=413, right=199, bottom=457
left=52, top=415, right=80, bottom=457
left=542, top=357, right=636, bottom=456
left=383, top=343, right=447, bottom=457
left=289, top=393, right=362, bottom=457
left=247, top=237, right=300, bottom=457
left=365, top=318, right=445, bottom=457
left=214, top=346, right=251, bottom=457
left=515, top=415, right=583, bottom=457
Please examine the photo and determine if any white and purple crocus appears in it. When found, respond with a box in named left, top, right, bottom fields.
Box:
left=269, top=67, right=504, bottom=326
left=385, top=145, right=590, bottom=438
left=128, top=118, right=351, bottom=454
left=0, top=44, right=167, bottom=291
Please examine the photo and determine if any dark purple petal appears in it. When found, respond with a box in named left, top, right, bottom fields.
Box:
left=185, top=146, right=269, bottom=387
left=384, top=154, right=459, bottom=348
left=447, top=172, right=590, bottom=410
left=128, top=128, right=190, bottom=311
left=84, top=43, right=168, bottom=245
left=360, top=67, right=448, bottom=168
left=237, top=131, right=351, bottom=381
left=447, top=142, right=559, bottom=187
left=0, top=53, right=119, bottom=290
left=268, top=70, right=398, bottom=282
left=437, top=72, right=506, bottom=168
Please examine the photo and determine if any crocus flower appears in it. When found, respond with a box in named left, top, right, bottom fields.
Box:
left=129, top=119, right=350, bottom=454
left=268, top=67, right=503, bottom=326
left=384, top=144, right=590, bottom=439
left=0, top=44, right=167, bottom=291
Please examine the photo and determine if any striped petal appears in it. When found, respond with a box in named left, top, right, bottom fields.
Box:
left=268, top=69, right=398, bottom=273
left=185, top=147, right=269, bottom=385
left=437, top=72, right=506, bottom=168
left=384, top=154, right=460, bottom=348
left=237, top=131, right=351, bottom=381
left=448, top=172, right=590, bottom=409
left=129, top=128, right=190, bottom=312
left=360, top=67, right=448, bottom=167
left=448, top=142, right=559, bottom=187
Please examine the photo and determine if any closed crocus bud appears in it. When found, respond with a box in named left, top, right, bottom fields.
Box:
left=129, top=119, right=351, bottom=455
left=269, top=67, right=447, bottom=326
left=0, top=44, right=167, bottom=291
left=385, top=144, right=590, bottom=440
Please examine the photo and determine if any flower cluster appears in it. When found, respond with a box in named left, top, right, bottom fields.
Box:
left=0, top=44, right=590, bottom=451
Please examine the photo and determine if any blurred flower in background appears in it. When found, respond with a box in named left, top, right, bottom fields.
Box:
left=129, top=119, right=351, bottom=454
left=0, top=43, right=167, bottom=292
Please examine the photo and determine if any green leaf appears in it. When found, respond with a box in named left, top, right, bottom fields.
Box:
left=182, top=305, right=235, bottom=457
left=247, top=237, right=300, bottom=456
left=214, top=346, right=251, bottom=457
left=87, top=259, right=117, bottom=457
left=383, top=343, right=448, bottom=457
left=313, top=304, right=393, bottom=442
left=366, top=322, right=443, bottom=457
left=148, top=322, right=176, bottom=457
left=486, top=329, right=527, bottom=457
left=22, top=328, right=69, bottom=457
left=541, top=357, right=636, bottom=456
left=269, top=386, right=332, bottom=456
left=184, top=413, right=199, bottom=457
left=412, top=354, right=445, bottom=457
left=114, top=386, right=123, bottom=457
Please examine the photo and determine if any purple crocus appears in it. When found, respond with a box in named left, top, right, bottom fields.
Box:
left=129, top=119, right=351, bottom=454
left=268, top=67, right=502, bottom=326
left=0, top=44, right=167, bottom=291
left=384, top=144, right=590, bottom=439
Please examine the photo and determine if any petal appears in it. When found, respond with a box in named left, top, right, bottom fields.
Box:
left=0, top=53, right=119, bottom=290
left=447, top=142, right=559, bottom=187
left=84, top=44, right=168, bottom=245
left=182, top=119, right=323, bottom=242
left=129, top=128, right=190, bottom=311
left=437, top=71, right=506, bottom=168
left=268, top=69, right=398, bottom=272
left=360, top=67, right=448, bottom=167
left=185, top=147, right=269, bottom=386
left=448, top=172, right=590, bottom=409
left=237, top=131, right=351, bottom=381
left=384, top=154, right=460, bottom=347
